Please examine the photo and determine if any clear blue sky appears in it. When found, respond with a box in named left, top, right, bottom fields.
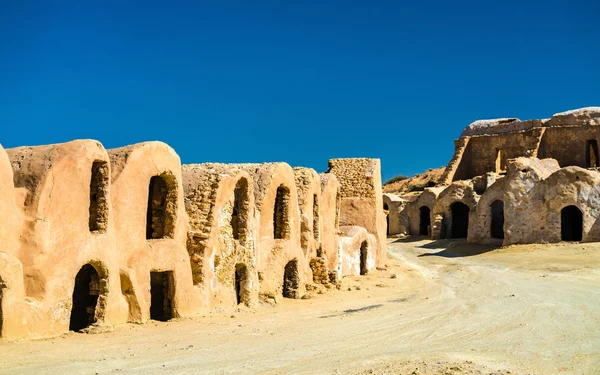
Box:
left=1, top=1, right=598, bottom=182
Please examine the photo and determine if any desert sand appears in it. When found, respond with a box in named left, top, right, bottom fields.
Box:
left=2, top=238, right=599, bottom=375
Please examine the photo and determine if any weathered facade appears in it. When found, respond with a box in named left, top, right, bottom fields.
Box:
left=0, top=141, right=385, bottom=340
left=401, top=107, right=600, bottom=247
left=327, top=158, right=387, bottom=268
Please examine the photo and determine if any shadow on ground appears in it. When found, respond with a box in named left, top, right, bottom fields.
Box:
left=418, top=240, right=501, bottom=258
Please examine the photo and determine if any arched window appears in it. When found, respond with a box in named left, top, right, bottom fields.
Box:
left=587, top=140, right=599, bottom=168
left=89, top=161, right=109, bottom=233
left=273, top=185, right=290, bottom=239
left=232, top=178, right=249, bottom=241
left=146, top=173, right=177, bottom=239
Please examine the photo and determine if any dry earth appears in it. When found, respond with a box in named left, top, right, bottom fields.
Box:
left=383, top=167, right=445, bottom=195
left=2, top=238, right=600, bottom=375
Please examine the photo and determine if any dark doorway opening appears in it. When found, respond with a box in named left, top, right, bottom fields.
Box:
left=235, top=263, right=249, bottom=305
left=282, top=259, right=299, bottom=298
left=70, top=264, right=101, bottom=331
left=450, top=202, right=470, bottom=239
left=587, top=140, right=599, bottom=168
left=419, top=206, right=431, bottom=236
left=561, top=205, right=583, bottom=242
left=383, top=203, right=389, bottom=236
left=490, top=200, right=505, bottom=239
left=150, top=271, right=174, bottom=321
left=273, top=185, right=290, bottom=239
left=360, top=241, right=368, bottom=275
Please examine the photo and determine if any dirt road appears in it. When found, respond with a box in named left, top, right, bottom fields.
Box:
left=2, top=239, right=599, bottom=375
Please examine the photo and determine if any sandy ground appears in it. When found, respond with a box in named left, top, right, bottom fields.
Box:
left=2, top=238, right=600, bottom=375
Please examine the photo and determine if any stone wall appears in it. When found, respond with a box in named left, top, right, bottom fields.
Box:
left=442, top=108, right=600, bottom=183
left=328, top=158, right=387, bottom=267
left=0, top=141, right=382, bottom=340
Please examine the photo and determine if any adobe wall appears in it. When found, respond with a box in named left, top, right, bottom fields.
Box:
left=338, top=226, right=376, bottom=277
left=0, top=144, right=27, bottom=339
left=182, top=164, right=259, bottom=309
left=442, top=108, right=600, bottom=184
left=109, top=142, right=201, bottom=321
left=382, top=193, right=409, bottom=236
left=5, top=140, right=128, bottom=337
left=502, top=158, right=600, bottom=245
left=0, top=139, right=382, bottom=340
left=431, top=181, right=479, bottom=239
left=466, top=175, right=506, bottom=244
left=239, top=163, right=307, bottom=299
left=319, top=173, right=341, bottom=272
left=405, top=188, right=443, bottom=237
left=327, top=158, right=386, bottom=268
left=293, top=167, right=322, bottom=260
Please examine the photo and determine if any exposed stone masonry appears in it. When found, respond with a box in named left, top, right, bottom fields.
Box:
left=89, top=161, right=109, bottom=233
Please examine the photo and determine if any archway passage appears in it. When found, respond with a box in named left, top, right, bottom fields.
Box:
left=451, top=202, right=470, bottom=239
left=490, top=200, right=505, bottom=239
left=150, top=271, right=174, bottom=321
left=235, top=263, right=249, bottom=305
left=419, top=206, right=431, bottom=236
left=70, top=264, right=101, bottom=332
left=561, top=206, right=583, bottom=242
left=282, top=259, right=299, bottom=299
left=360, top=241, right=368, bottom=275
left=384, top=203, right=389, bottom=236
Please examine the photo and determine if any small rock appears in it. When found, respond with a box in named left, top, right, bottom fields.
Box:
left=390, top=274, right=397, bottom=279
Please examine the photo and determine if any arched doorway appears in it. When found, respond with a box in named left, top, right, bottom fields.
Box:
left=561, top=206, right=583, bottom=241
left=282, top=259, right=299, bottom=299
left=383, top=203, right=389, bottom=235
left=490, top=200, right=504, bottom=239
left=360, top=241, right=368, bottom=275
left=450, top=202, right=470, bottom=239
left=419, top=206, right=431, bottom=236
left=70, top=264, right=102, bottom=331
left=235, top=263, right=250, bottom=305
